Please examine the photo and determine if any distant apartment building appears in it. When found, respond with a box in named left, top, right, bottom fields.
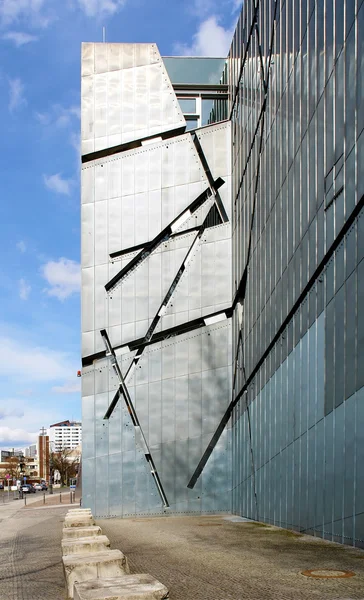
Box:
left=24, top=444, right=37, bottom=458
left=48, top=421, right=82, bottom=452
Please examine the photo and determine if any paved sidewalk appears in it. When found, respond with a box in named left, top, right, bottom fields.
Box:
left=0, top=499, right=67, bottom=600
left=98, top=514, right=364, bottom=600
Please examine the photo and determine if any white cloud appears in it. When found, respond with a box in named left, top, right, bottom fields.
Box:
left=36, top=104, right=80, bottom=129
left=52, top=380, right=81, bottom=394
left=41, top=258, right=80, bottom=300
left=2, top=31, right=38, bottom=45
left=8, top=77, right=26, bottom=113
left=75, top=0, right=126, bottom=17
left=43, top=173, right=72, bottom=195
left=0, top=407, right=24, bottom=419
left=19, top=278, right=31, bottom=300
left=175, top=16, right=234, bottom=57
left=0, top=0, right=50, bottom=28
left=16, top=240, right=26, bottom=253
left=0, top=338, right=76, bottom=382
left=0, top=426, right=38, bottom=446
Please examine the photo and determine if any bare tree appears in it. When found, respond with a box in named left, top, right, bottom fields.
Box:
left=0, top=456, right=29, bottom=480
left=50, top=449, right=79, bottom=486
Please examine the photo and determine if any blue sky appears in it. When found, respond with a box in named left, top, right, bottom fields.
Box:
left=0, top=0, right=240, bottom=449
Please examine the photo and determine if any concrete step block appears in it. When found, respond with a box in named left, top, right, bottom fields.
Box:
left=62, top=535, right=110, bottom=555
left=63, top=526, right=102, bottom=539
left=67, top=510, right=92, bottom=516
left=63, top=549, right=129, bottom=599
left=73, top=575, right=169, bottom=599
left=64, top=515, right=96, bottom=528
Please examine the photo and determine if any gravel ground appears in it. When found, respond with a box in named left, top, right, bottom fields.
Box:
left=98, top=514, right=364, bottom=600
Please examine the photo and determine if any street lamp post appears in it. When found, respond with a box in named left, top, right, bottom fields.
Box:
left=49, top=449, right=53, bottom=495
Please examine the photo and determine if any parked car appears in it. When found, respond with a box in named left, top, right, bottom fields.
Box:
left=21, top=484, right=36, bottom=493
left=0, top=483, right=4, bottom=490
left=34, top=483, right=48, bottom=491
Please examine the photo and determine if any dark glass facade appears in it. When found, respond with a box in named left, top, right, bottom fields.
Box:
left=228, top=0, right=364, bottom=545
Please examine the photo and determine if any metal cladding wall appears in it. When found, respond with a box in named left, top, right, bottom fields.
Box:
left=229, top=1, right=364, bottom=546
left=81, top=43, right=233, bottom=517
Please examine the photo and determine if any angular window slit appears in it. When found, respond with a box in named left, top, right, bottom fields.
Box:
left=105, top=183, right=224, bottom=293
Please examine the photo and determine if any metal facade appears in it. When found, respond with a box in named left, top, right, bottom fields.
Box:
left=227, top=1, right=364, bottom=546
left=81, top=43, right=233, bottom=517
left=81, top=1, right=364, bottom=547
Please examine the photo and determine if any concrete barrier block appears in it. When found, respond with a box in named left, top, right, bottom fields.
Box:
left=73, top=575, right=169, bottom=599
left=63, top=526, right=102, bottom=539
left=64, top=515, right=95, bottom=528
left=62, top=535, right=110, bottom=555
left=63, top=550, right=129, bottom=599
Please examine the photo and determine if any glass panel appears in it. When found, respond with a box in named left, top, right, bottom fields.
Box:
left=202, top=99, right=214, bottom=125
left=185, top=119, right=198, bottom=131
left=177, top=98, right=196, bottom=113
left=162, top=57, right=226, bottom=84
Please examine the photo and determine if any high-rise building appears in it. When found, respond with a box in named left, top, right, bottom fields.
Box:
left=81, top=1, right=364, bottom=546
left=24, top=444, right=37, bottom=458
left=48, top=421, right=82, bottom=452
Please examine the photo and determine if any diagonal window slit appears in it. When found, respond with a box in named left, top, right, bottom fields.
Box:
left=105, top=180, right=224, bottom=293
left=82, top=306, right=233, bottom=368
left=100, top=329, right=169, bottom=508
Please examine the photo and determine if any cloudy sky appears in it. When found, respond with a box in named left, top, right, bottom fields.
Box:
left=0, top=0, right=241, bottom=449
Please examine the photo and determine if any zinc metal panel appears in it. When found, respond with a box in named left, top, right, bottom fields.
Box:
left=323, top=410, right=335, bottom=539
left=135, top=449, right=152, bottom=514
left=81, top=457, right=96, bottom=513
left=197, top=123, right=232, bottom=180
left=95, top=392, right=109, bottom=457
left=355, top=387, right=364, bottom=516
left=122, top=449, right=136, bottom=515
left=333, top=402, right=345, bottom=525
left=160, top=440, right=176, bottom=504
left=148, top=380, right=162, bottom=448
left=94, top=359, right=109, bottom=394
left=81, top=164, right=94, bottom=205
left=82, top=42, right=94, bottom=76
left=108, top=195, right=122, bottom=255
left=94, top=264, right=108, bottom=330
left=95, top=455, right=109, bottom=516
left=81, top=203, right=94, bottom=269
left=162, top=378, right=175, bottom=444
left=94, top=200, right=109, bottom=265
left=344, top=392, right=356, bottom=518
left=81, top=75, right=95, bottom=154
left=159, top=340, right=174, bottom=381
left=175, top=375, right=189, bottom=442
left=108, top=451, right=123, bottom=517
left=188, top=372, right=202, bottom=440
left=82, top=267, right=95, bottom=333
